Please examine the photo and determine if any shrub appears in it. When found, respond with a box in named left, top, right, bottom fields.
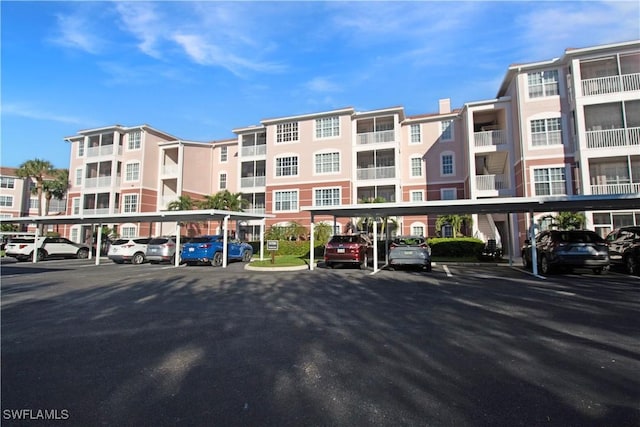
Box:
left=249, top=240, right=325, bottom=258
left=427, top=237, right=484, bottom=258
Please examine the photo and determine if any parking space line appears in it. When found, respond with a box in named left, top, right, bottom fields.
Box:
left=443, top=265, right=453, bottom=277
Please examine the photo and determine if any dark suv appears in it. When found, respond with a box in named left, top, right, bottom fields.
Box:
left=324, top=234, right=373, bottom=269
left=521, top=229, right=609, bottom=274
left=605, top=226, right=640, bottom=275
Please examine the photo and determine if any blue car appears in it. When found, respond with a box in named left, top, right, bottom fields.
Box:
left=180, top=235, right=253, bottom=267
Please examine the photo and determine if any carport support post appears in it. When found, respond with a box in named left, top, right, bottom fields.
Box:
left=309, top=219, right=315, bottom=271
left=530, top=210, right=539, bottom=276
left=507, top=213, right=513, bottom=267
left=174, top=223, right=181, bottom=267
left=32, top=226, right=40, bottom=263
left=373, top=217, right=378, bottom=272
left=260, top=219, right=265, bottom=261
left=95, top=223, right=102, bottom=265
left=222, top=215, right=230, bottom=268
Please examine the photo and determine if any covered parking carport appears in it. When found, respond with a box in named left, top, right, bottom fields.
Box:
left=304, top=193, right=640, bottom=276
left=2, top=209, right=274, bottom=268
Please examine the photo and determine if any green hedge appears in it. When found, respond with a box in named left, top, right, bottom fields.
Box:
left=427, top=237, right=485, bottom=257
left=249, top=240, right=325, bottom=258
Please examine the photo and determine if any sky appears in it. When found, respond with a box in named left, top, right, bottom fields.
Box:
left=1, top=1, right=639, bottom=169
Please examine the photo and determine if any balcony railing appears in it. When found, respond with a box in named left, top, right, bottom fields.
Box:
left=240, top=176, right=266, bottom=188
left=82, top=208, right=114, bottom=215
left=241, top=145, right=267, bottom=157
left=86, top=145, right=122, bottom=157
left=581, top=73, right=640, bottom=96
left=474, top=129, right=507, bottom=147
left=590, top=183, right=640, bottom=195
left=356, top=130, right=395, bottom=145
left=160, top=196, right=178, bottom=209
left=243, top=207, right=266, bottom=215
left=84, top=176, right=120, bottom=188
left=585, top=127, right=640, bottom=149
left=356, top=166, right=396, bottom=180
left=476, top=174, right=507, bottom=191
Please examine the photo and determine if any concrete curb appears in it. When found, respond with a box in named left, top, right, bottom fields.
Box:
left=244, top=263, right=310, bottom=272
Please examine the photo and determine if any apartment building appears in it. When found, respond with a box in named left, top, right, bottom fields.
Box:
left=57, top=40, right=639, bottom=253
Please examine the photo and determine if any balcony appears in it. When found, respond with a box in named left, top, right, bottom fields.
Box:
left=356, top=130, right=395, bottom=145
left=586, top=127, right=640, bottom=149
left=84, top=176, right=120, bottom=189
left=241, top=145, right=267, bottom=157
left=581, top=73, right=640, bottom=96
left=240, top=176, right=266, bottom=188
left=476, top=174, right=507, bottom=191
left=474, top=129, right=507, bottom=148
left=82, top=208, right=114, bottom=215
left=590, top=183, right=640, bottom=195
left=243, top=207, right=266, bottom=215
left=161, top=164, right=179, bottom=176
left=86, top=145, right=122, bottom=157
left=356, top=166, right=395, bottom=180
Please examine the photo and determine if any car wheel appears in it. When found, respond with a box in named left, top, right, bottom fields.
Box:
left=76, top=248, right=89, bottom=259
left=592, top=267, right=603, bottom=275
left=131, top=252, right=145, bottom=265
left=360, top=254, right=368, bottom=270
left=31, top=249, right=46, bottom=261
left=241, top=250, right=251, bottom=262
left=211, top=252, right=223, bottom=267
left=112, top=259, right=124, bottom=264
left=625, top=255, right=638, bottom=275
left=425, top=263, right=432, bottom=272
left=325, top=262, right=333, bottom=269
left=522, top=253, right=530, bottom=269
left=540, top=255, right=551, bottom=274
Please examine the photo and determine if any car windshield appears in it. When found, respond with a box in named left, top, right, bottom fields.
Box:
left=149, top=238, right=169, bottom=245
left=188, top=237, right=212, bottom=244
left=559, top=231, right=605, bottom=243
left=393, top=237, right=425, bottom=245
left=8, top=238, right=34, bottom=243
left=329, top=235, right=362, bottom=244
left=112, top=239, right=132, bottom=245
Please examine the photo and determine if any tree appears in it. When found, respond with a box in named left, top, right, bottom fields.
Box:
left=436, top=214, right=473, bottom=237
left=356, top=196, right=396, bottom=238
left=167, top=195, right=196, bottom=211
left=41, top=168, right=69, bottom=216
left=198, top=190, right=249, bottom=234
left=16, top=158, right=54, bottom=217
left=313, top=222, right=333, bottom=245
left=540, top=211, right=586, bottom=230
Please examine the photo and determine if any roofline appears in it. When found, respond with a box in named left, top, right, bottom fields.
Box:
left=64, top=124, right=179, bottom=142
left=261, top=107, right=355, bottom=125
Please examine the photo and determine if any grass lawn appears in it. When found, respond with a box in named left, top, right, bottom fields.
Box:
left=250, top=255, right=308, bottom=268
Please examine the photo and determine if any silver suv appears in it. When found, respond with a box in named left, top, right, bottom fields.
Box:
left=146, top=236, right=191, bottom=264
left=107, top=238, right=151, bottom=264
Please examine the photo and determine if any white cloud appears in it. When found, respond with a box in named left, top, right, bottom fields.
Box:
left=2, top=103, right=85, bottom=125
left=51, top=12, right=103, bottom=54
left=114, top=1, right=163, bottom=58
left=305, top=77, right=342, bottom=93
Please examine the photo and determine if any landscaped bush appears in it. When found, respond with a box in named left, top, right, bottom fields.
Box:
left=427, top=237, right=485, bottom=258
left=249, top=240, right=325, bottom=258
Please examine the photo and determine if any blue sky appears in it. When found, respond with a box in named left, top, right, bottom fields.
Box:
left=2, top=1, right=639, bottom=169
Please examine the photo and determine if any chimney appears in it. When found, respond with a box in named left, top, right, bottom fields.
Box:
left=438, top=98, right=451, bottom=114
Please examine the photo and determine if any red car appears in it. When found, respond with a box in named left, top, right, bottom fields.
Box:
left=324, top=234, right=373, bottom=269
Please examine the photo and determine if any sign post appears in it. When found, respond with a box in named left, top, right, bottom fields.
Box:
left=267, top=240, right=279, bottom=264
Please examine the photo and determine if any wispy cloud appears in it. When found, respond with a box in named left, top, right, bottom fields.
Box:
left=305, top=77, right=342, bottom=93
left=2, top=103, right=85, bottom=125
left=50, top=11, right=103, bottom=54
left=114, top=1, right=164, bottom=58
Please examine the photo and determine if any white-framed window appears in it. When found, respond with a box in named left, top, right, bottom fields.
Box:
left=72, top=198, right=81, bottom=215
left=75, top=168, right=83, bottom=186
left=273, top=190, right=298, bottom=212
left=410, top=124, right=421, bottom=143
left=441, top=152, right=455, bottom=176
left=410, top=157, right=423, bottom=177
left=441, top=188, right=457, bottom=200
left=410, top=224, right=425, bottom=237
left=125, top=162, right=140, bottom=181
left=121, top=225, right=137, bottom=238
left=123, top=194, right=138, bottom=213
left=314, top=152, right=340, bottom=174
left=0, top=177, right=15, bottom=189
left=441, top=120, right=454, bottom=141
left=314, top=187, right=341, bottom=206
left=70, top=226, right=80, bottom=243
left=410, top=190, right=424, bottom=202
left=0, top=195, right=13, bottom=207
left=276, top=122, right=299, bottom=143
left=77, top=140, right=85, bottom=157
left=315, top=116, right=340, bottom=139
left=275, top=156, right=299, bottom=177
left=528, top=70, right=559, bottom=98
left=531, top=118, right=562, bottom=146
left=29, top=198, right=39, bottom=209
left=128, top=131, right=141, bottom=150
left=219, top=173, right=227, bottom=190
left=533, top=167, right=566, bottom=196
left=220, top=146, right=228, bottom=162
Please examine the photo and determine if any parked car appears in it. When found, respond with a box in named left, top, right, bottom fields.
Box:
left=388, top=235, right=432, bottom=272
left=180, top=235, right=253, bottom=267
left=146, top=236, right=191, bottom=264
left=5, top=236, right=90, bottom=262
left=324, top=234, right=373, bottom=269
left=605, top=226, right=640, bottom=275
left=107, top=237, right=151, bottom=264
left=521, top=229, right=609, bottom=274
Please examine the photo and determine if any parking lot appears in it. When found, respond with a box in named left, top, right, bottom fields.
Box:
left=1, top=257, right=639, bottom=426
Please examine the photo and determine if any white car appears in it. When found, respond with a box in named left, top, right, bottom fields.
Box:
left=107, top=238, right=151, bottom=264
left=5, top=237, right=90, bottom=262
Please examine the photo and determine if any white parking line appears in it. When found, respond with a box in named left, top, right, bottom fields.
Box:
left=443, top=265, right=453, bottom=277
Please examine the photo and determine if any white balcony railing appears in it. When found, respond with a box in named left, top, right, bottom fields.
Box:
left=356, top=166, right=396, bottom=180
left=585, top=127, right=640, bottom=149
left=476, top=174, right=507, bottom=191
left=474, top=129, right=507, bottom=147
left=82, top=208, right=113, bottom=215
left=240, top=176, right=266, bottom=188
left=243, top=208, right=266, bottom=215
left=590, top=183, right=640, bottom=195
left=86, top=145, right=122, bottom=157
left=160, top=196, right=177, bottom=209
left=581, top=73, right=640, bottom=96
left=84, top=176, right=120, bottom=188
left=161, top=164, right=179, bottom=176
left=241, top=145, right=267, bottom=157
left=356, top=130, right=395, bottom=145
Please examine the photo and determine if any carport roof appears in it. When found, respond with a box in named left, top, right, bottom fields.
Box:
left=303, top=194, right=640, bottom=218
left=2, top=209, right=274, bottom=226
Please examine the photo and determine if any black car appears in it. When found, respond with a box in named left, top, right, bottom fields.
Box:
left=605, top=226, right=640, bottom=275
left=521, top=229, right=609, bottom=274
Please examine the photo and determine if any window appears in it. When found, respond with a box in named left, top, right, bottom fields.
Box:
left=531, top=118, right=562, bottom=146
left=29, top=198, right=39, bottom=209
left=0, top=177, right=15, bottom=189
left=410, top=124, right=421, bottom=143
left=77, top=140, right=85, bottom=157
left=315, top=116, right=340, bottom=139
left=410, top=191, right=424, bottom=202
left=411, top=225, right=425, bottom=237
left=411, top=157, right=423, bottom=177
left=528, top=70, right=559, bottom=98
left=274, top=190, right=298, bottom=212
left=441, top=188, right=457, bottom=200
left=75, top=168, right=83, bottom=186
left=534, top=167, right=566, bottom=196
left=0, top=195, right=13, bottom=207
left=314, top=188, right=341, bottom=206
left=72, top=198, right=81, bottom=215
left=123, top=194, right=138, bottom=213
left=276, top=156, right=298, bottom=177
left=315, top=152, right=340, bottom=174
left=70, top=227, right=80, bottom=243
left=125, top=163, right=140, bottom=181
left=128, top=131, right=141, bottom=150
left=219, top=173, right=227, bottom=190
left=441, top=120, right=454, bottom=141
left=121, top=226, right=137, bottom=238
left=276, top=122, right=299, bottom=143
left=441, top=153, right=454, bottom=176
left=220, top=146, right=228, bottom=162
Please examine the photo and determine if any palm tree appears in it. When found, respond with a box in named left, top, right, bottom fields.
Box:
left=356, top=196, right=396, bottom=238
left=41, top=169, right=69, bottom=216
left=16, top=158, right=54, bottom=217
left=436, top=214, right=473, bottom=237
left=167, top=195, right=195, bottom=211
left=198, top=190, right=249, bottom=234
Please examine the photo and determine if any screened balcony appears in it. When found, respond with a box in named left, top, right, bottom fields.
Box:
left=580, top=52, right=640, bottom=96
left=356, top=149, right=396, bottom=180
left=86, top=132, right=122, bottom=157
left=584, top=100, right=640, bottom=149
left=240, top=160, right=266, bottom=188
left=472, top=109, right=508, bottom=148
left=240, top=132, right=267, bottom=157
left=589, top=156, right=640, bottom=195
left=84, top=162, right=120, bottom=189
left=356, top=116, right=396, bottom=145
